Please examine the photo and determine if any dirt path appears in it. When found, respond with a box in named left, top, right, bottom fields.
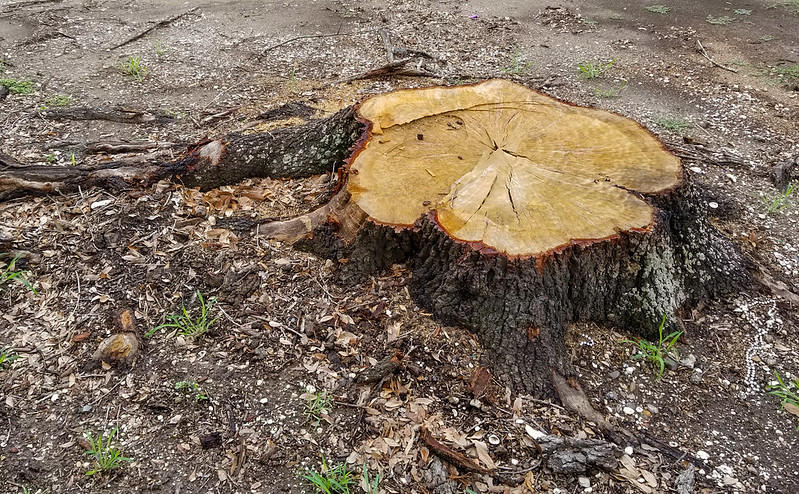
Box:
left=1, top=1, right=798, bottom=493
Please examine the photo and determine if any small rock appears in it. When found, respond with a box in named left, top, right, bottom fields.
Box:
left=723, top=475, right=738, bottom=486
left=447, top=396, right=459, bottom=405
left=578, top=476, right=591, bottom=488
left=680, top=354, right=697, bottom=369
left=605, top=391, right=619, bottom=402
left=80, top=405, right=92, bottom=413
left=647, top=404, right=659, bottom=414
left=690, top=369, right=704, bottom=384
left=469, top=398, right=482, bottom=409
left=609, top=370, right=620, bottom=379
left=663, top=357, right=679, bottom=371
left=623, top=406, right=635, bottom=415
left=624, top=446, right=634, bottom=455
left=200, top=432, right=223, bottom=449
left=696, top=450, right=710, bottom=460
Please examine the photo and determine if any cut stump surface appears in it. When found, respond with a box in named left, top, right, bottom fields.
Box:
left=350, top=79, right=682, bottom=256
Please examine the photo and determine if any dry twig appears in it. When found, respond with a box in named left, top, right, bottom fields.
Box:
left=695, top=40, right=738, bottom=73
left=109, top=7, right=199, bottom=50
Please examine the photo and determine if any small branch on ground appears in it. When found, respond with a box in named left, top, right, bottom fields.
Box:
left=108, top=7, right=200, bottom=50
left=421, top=426, right=493, bottom=475
left=45, top=141, right=180, bottom=155
left=695, top=40, right=738, bottom=73
left=39, top=107, right=170, bottom=124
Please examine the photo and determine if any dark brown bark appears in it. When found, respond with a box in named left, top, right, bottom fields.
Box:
left=0, top=107, right=363, bottom=200
left=295, top=180, right=750, bottom=396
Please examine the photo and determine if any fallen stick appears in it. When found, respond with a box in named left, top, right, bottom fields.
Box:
left=421, top=426, right=492, bottom=475
left=696, top=40, right=738, bottom=73
left=260, top=28, right=379, bottom=56
left=39, top=107, right=169, bottom=124
left=109, top=7, right=199, bottom=50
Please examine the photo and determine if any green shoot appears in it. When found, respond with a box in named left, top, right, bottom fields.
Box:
left=302, top=456, right=358, bottom=494
left=145, top=290, right=219, bottom=338
left=1, top=253, right=36, bottom=293
left=767, top=371, right=799, bottom=408
left=761, top=182, right=795, bottom=214
left=120, top=56, right=148, bottom=82
left=84, top=428, right=133, bottom=475
left=154, top=41, right=167, bottom=57
left=578, top=59, right=615, bottom=79
left=304, top=389, right=332, bottom=424
left=594, top=80, right=628, bottom=98
left=621, top=315, right=682, bottom=379
left=0, top=347, right=20, bottom=368
left=175, top=380, right=209, bottom=402
left=501, top=51, right=534, bottom=75
left=361, top=463, right=380, bottom=494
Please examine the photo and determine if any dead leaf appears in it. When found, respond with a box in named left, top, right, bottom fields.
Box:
left=472, top=440, right=497, bottom=470
left=784, top=402, right=799, bottom=417
left=468, top=367, right=491, bottom=398
left=72, top=331, right=91, bottom=342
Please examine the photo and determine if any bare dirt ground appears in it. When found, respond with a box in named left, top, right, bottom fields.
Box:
left=1, top=0, right=799, bottom=493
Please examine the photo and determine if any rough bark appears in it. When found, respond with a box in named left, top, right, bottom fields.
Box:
left=0, top=107, right=362, bottom=200
left=289, top=177, right=749, bottom=396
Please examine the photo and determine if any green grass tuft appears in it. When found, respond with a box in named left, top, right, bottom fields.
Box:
left=501, top=50, right=534, bottom=75
left=0, top=347, right=20, bottom=368
left=653, top=116, right=691, bottom=133
left=578, top=58, right=616, bottom=79
left=761, top=181, right=795, bottom=214
left=146, top=290, right=219, bottom=338
left=84, top=428, right=133, bottom=475
left=767, top=371, right=799, bottom=409
left=302, top=456, right=358, bottom=494
left=621, top=315, right=682, bottom=379
left=0, top=78, right=34, bottom=94
left=1, top=253, right=36, bottom=293
left=646, top=5, right=671, bottom=13
left=304, top=389, right=332, bottom=424
left=706, top=14, right=735, bottom=24
left=120, top=55, right=148, bottom=82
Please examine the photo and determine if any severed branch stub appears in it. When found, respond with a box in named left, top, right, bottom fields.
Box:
left=266, top=79, right=749, bottom=397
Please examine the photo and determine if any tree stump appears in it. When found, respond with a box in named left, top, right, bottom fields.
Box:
left=266, top=80, right=749, bottom=396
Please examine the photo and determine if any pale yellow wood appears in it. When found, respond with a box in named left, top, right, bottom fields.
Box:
left=349, top=80, right=681, bottom=256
